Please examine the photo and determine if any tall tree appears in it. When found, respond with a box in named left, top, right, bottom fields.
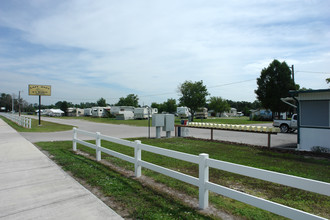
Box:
left=178, top=80, right=209, bottom=121
left=0, top=93, right=12, bottom=111
left=97, top=97, right=107, bottom=107
left=208, top=97, right=230, bottom=116
left=162, top=98, right=177, bottom=113
left=116, top=94, right=139, bottom=107
left=255, top=59, right=296, bottom=117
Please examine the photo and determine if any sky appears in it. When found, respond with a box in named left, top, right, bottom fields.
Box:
left=1, top=0, right=330, bottom=106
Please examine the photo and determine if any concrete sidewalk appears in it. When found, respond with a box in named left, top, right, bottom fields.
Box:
left=0, top=119, right=123, bottom=220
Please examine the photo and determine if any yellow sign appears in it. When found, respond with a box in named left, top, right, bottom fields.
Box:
left=28, top=85, right=51, bottom=96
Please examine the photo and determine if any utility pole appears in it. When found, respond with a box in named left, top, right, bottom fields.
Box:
left=291, top=65, right=295, bottom=85
left=18, top=91, right=22, bottom=116
left=11, top=93, right=15, bottom=114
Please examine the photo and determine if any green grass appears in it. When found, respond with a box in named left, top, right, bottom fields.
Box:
left=60, top=116, right=271, bottom=127
left=36, top=138, right=330, bottom=219
left=0, top=116, right=74, bottom=132
left=36, top=141, right=214, bottom=220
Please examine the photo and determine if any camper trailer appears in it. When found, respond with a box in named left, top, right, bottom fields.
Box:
left=195, top=107, right=208, bottom=119
left=67, top=108, right=76, bottom=117
left=110, top=106, right=134, bottom=120
left=84, top=108, right=92, bottom=116
left=151, top=108, right=158, bottom=115
left=134, top=108, right=149, bottom=119
left=92, top=106, right=111, bottom=118
left=177, top=107, right=191, bottom=118
left=76, top=108, right=84, bottom=117
left=92, top=107, right=104, bottom=117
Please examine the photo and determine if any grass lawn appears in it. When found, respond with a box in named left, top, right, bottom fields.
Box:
left=36, top=138, right=330, bottom=220
left=60, top=116, right=271, bottom=127
left=0, top=116, right=74, bottom=132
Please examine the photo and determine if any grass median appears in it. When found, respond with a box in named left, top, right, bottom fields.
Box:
left=0, top=116, right=74, bottom=132
left=36, top=138, right=330, bottom=219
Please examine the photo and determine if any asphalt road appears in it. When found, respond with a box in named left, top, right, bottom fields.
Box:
left=20, top=116, right=297, bottom=148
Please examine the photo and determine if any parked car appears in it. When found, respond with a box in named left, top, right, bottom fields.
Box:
left=273, top=114, right=298, bottom=133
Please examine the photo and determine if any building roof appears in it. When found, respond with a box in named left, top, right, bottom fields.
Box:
left=289, top=89, right=330, bottom=95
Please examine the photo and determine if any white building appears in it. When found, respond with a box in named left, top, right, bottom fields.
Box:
left=290, top=89, right=330, bottom=152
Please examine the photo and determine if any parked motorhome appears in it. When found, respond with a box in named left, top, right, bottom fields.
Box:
left=177, top=107, right=191, bottom=118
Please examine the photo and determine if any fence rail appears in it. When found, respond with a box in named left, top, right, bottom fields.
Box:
left=0, top=113, right=31, bottom=128
left=72, top=128, right=329, bottom=220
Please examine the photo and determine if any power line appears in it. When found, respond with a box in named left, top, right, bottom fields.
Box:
left=296, top=71, right=330, bottom=75
left=208, top=79, right=256, bottom=89
left=28, top=78, right=257, bottom=103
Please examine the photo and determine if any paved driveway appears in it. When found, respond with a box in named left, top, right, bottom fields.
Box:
left=20, top=116, right=297, bottom=148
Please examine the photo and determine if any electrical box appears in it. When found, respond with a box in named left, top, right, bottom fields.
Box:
left=163, top=114, right=174, bottom=131
left=152, top=114, right=165, bottom=127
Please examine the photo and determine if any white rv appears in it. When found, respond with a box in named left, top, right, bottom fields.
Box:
left=92, top=106, right=111, bottom=118
left=111, top=106, right=135, bottom=120
left=195, top=107, right=208, bottom=119
left=134, top=108, right=149, bottom=119
left=84, top=108, right=92, bottom=116
left=92, top=107, right=104, bottom=117
left=177, top=107, right=191, bottom=118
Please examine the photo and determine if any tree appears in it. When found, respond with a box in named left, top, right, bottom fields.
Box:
left=0, top=93, right=12, bottom=112
left=116, top=94, right=139, bottom=107
left=326, top=78, right=330, bottom=84
left=208, top=97, right=230, bottom=116
left=162, top=98, right=177, bottom=113
left=97, top=97, right=107, bottom=107
left=255, top=60, right=296, bottom=118
left=55, top=101, right=73, bottom=116
left=178, top=80, right=209, bottom=121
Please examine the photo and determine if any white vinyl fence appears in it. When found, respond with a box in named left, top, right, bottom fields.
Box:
left=72, top=128, right=329, bottom=220
left=0, top=113, right=31, bottom=128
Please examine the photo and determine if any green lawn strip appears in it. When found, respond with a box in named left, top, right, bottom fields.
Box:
left=0, top=116, right=74, bottom=132
left=38, top=138, right=330, bottom=219
left=85, top=138, right=329, bottom=219
left=59, top=116, right=270, bottom=127
left=36, top=141, right=214, bottom=220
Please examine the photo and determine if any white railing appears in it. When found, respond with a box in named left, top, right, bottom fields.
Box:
left=72, top=128, right=329, bottom=220
left=0, top=113, right=31, bottom=129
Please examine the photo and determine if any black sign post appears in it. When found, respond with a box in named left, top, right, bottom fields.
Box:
left=39, top=95, right=41, bottom=125
left=28, top=85, right=51, bottom=126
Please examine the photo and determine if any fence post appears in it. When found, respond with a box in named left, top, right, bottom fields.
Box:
left=199, top=153, right=209, bottom=209
left=73, top=127, right=77, bottom=152
left=29, top=118, right=31, bottom=129
left=96, top=132, right=101, bottom=161
left=134, top=140, right=142, bottom=177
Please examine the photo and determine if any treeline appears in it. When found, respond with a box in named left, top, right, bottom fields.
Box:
left=1, top=92, right=261, bottom=116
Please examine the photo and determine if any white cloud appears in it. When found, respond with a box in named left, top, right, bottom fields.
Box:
left=1, top=0, right=330, bottom=105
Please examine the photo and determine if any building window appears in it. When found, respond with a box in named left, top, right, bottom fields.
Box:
left=300, top=100, right=329, bottom=127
